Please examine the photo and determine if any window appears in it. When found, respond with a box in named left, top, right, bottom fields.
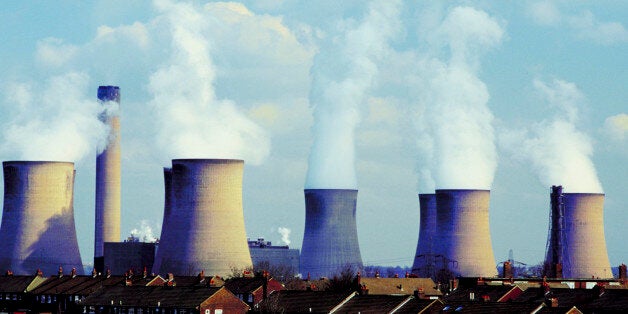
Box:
left=215, top=310, right=223, bottom=314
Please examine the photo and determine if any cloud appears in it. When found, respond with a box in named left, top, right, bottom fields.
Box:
left=500, top=78, right=603, bottom=193
left=527, top=2, right=628, bottom=45
left=413, top=6, right=504, bottom=191
left=0, top=72, right=109, bottom=162
left=305, top=0, right=402, bottom=189
left=603, top=113, right=628, bottom=141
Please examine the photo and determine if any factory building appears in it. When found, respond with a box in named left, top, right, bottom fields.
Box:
left=248, top=238, right=300, bottom=277
left=103, top=237, right=156, bottom=276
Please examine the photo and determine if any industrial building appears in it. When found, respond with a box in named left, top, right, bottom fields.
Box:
left=152, top=159, right=253, bottom=277
left=0, top=161, right=84, bottom=276
left=103, top=237, right=156, bottom=276
left=94, top=86, right=122, bottom=273
left=248, top=238, right=300, bottom=277
left=300, top=189, right=363, bottom=278
left=435, top=189, right=498, bottom=278
left=412, top=193, right=437, bottom=278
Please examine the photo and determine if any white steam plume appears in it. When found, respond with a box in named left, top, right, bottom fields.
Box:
left=277, top=227, right=291, bottom=246
left=415, top=7, right=504, bottom=191
left=149, top=0, right=269, bottom=164
left=305, top=0, right=402, bottom=189
left=129, top=220, right=159, bottom=243
left=500, top=79, right=603, bottom=193
left=0, top=72, right=109, bottom=162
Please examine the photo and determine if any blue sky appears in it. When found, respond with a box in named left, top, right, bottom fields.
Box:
left=0, top=1, right=626, bottom=269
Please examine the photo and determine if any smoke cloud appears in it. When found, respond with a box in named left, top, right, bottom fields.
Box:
left=415, top=6, right=504, bottom=191
left=277, top=227, right=291, bottom=246
left=148, top=0, right=270, bottom=165
left=0, top=72, right=109, bottom=162
left=500, top=79, right=603, bottom=193
left=305, top=0, right=402, bottom=189
left=129, top=220, right=159, bottom=243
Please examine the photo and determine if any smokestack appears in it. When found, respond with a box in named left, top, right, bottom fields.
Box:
left=435, top=189, right=497, bottom=277
left=152, top=159, right=252, bottom=276
left=543, top=185, right=565, bottom=278
left=562, top=193, right=611, bottom=279
left=94, top=86, right=121, bottom=273
left=0, top=161, right=84, bottom=275
left=412, top=193, right=437, bottom=278
left=300, top=189, right=362, bottom=278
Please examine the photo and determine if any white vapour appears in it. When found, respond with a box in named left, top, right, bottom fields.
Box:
left=130, top=220, right=159, bottom=243
left=500, top=79, right=603, bottom=193
left=277, top=227, right=291, bottom=246
left=0, top=72, right=109, bottom=162
left=148, top=0, right=270, bottom=164
left=415, top=7, right=504, bottom=191
left=305, top=0, right=402, bottom=189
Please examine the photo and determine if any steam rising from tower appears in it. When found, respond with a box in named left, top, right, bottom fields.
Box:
left=0, top=161, right=83, bottom=275
left=152, top=159, right=252, bottom=276
left=94, top=86, right=121, bottom=272
left=435, top=189, right=497, bottom=277
left=300, top=189, right=362, bottom=278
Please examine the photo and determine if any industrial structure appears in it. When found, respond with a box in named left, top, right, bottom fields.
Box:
left=248, top=238, right=300, bottom=277
left=94, top=85, right=121, bottom=273
left=543, top=186, right=612, bottom=279
left=103, top=236, right=156, bottom=276
left=563, top=192, right=612, bottom=278
left=435, top=189, right=497, bottom=277
left=152, top=159, right=253, bottom=276
left=0, top=161, right=84, bottom=275
left=412, top=193, right=437, bottom=278
left=300, top=189, right=363, bottom=278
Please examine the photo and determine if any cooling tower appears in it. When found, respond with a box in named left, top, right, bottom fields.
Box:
left=300, top=189, right=363, bottom=278
left=543, top=185, right=565, bottom=278
left=435, top=189, right=497, bottom=277
left=153, top=168, right=173, bottom=272
left=94, top=86, right=121, bottom=272
left=152, top=159, right=252, bottom=276
left=562, top=193, right=612, bottom=279
left=411, top=193, right=437, bottom=278
left=0, top=161, right=84, bottom=275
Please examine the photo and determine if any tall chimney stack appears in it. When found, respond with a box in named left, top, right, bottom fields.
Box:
left=300, top=189, right=363, bottom=278
left=0, top=161, right=84, bottom=275
left=412, top=193, right=437, bottom=278
left=152, top=159, right=252, bottom=276
left=435, top=189, right=497, bottom=277
left=94, top=86, right=121, bottom=273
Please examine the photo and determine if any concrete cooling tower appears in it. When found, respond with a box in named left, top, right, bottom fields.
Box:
left=0, top=161, right=84, bottom=275
left=436, top=189, right=497, bottom=277
left=154, top=168, right=173, bottom=272
left=411, top=193, right=437, bottom=278
left=152, top=159, right=252, bottom=276
left=562, top=193, right=612, bottom=279
left=300, top=189, right=363, bottom=278
left=94, top=85, right=121, bottom=272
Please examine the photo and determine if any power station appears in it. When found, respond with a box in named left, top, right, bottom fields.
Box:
left=94, top=85, right=122, bottom=273
left=300, top=189, right=363, bottom=278
left=435, top=189, right=497, bottom=277
left=0, top=161, right=84, bottom=275
left=412, top=193, right=437, bottom=278
left=152, top=159, right=253, bottom=276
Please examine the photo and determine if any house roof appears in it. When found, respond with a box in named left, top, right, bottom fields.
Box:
left=80, top=285, right=226, bottom=307
left=333, top=294, right=413, bottom=313
left=444, top=284, right=517, bottom=302
left=359, top=278, right=442, bottom=296
left=224, top=276, right=283, bottom=294
left=260, top=290, right=355, bottom=313
left=439, top=301, right=542, bottom=313
left=0, top=275, right=46, bottom=293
